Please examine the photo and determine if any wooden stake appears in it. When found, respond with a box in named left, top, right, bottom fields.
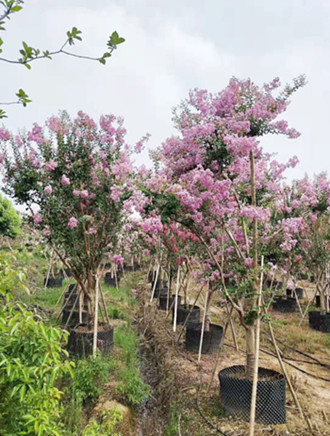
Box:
left=55, top=277, right=73, bottom=308
left=173, top=267, right=181, bottom=333
left=93, top=275, right=100, bottom=357
left=261, top=294, right=314, bottom=433
left=249, top=256, right=264, bottom=436
left=99, top=281, right=111, bottom=325
left=150, top=263, right=160, bottom=302
left=64, top=289, right=82, bottom=329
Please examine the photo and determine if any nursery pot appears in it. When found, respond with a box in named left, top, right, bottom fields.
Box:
left=44, top=276, right=63, bottom=288
left=159, top=293, right=181, bottom=310
left=309, top=311, right=330, bottom=333
left=185, top=322, right=223, bottom=354
left=218, top=365, right=286, bottom=424
left=104, top=273, right=120, bottom=287
left=315, top=295, right=330, bottom=308
left=151, top=281, right=168, bottom=298
left=148, top=271, right=154, bottom=283
left=286, top=288, right=304, bottom=299
left=67, top=323, right=114, bottom=357
left=172, top=304, right=200, bottom=325
left=62, top=309, right=92, bottom=328
left=272, top=297, right=297, bottom=313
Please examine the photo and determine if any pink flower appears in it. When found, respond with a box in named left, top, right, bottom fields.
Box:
left=111, top=254, right=124, bottom=266
left=61, top=175, right=70, bottom=185
left=45, top=160, right=58, bottom=172
left=44, top=185, right=52, bottom=195
left=0, top=128, right=10, bottom=141
left=68, top=217, right=78, bottom=228
left=43, top=228, right=51, bottom=237
left=33, top=213, right=42, bottom=224
left=80, top=190, right=89, bottom=199
left=85, top=226, right=97, bottom=235
left=73, top=189, right=80, bottom=197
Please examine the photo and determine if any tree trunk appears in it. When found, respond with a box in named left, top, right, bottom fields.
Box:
left=86, top=272, right=96, bottom=316
left=246, top=325, right=255, bottom=378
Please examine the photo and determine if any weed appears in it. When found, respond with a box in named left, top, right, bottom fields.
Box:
left=114, top=323, right=150, bottom=406
left=82, top=408, right=123, bottom=436
left=164, top=404, right=180, bottom=436
left=71, top=354, right=112, bottom=405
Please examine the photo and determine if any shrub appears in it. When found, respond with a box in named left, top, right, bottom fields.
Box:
left=72, top=354, right=112, bottom=406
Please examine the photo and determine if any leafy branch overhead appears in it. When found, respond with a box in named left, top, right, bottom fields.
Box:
left=0, top=1, right=125, bottom=117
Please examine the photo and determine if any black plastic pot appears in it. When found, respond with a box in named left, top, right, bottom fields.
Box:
left=67, top=323, right=114, bottom=357
left=286, top=288, right=304, bottom=299
left=62, top=309, right=92, bottom=328
left=151, top=281, right=168, bottom=298
left=186, top=323, right=223, bottom=354
left=44, top=276, right=63, bottom=288
left=159, top=293, right=181, bottom=310
left=172, top=304, right=200, bottom=325
left=104, top=273, right=119, bottom=287
left=219, top=365, right=286, bottom=424
left=309, top=311, right=330, bottom=333
left=315, top=295, right=330, bottom=308
left=272, top=297, right=297, bottom=312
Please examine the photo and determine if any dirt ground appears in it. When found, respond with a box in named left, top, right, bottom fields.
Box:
left=138, top=275, right=330, bottom=436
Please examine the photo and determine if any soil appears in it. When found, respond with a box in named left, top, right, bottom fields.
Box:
left=74, top=323, right=111, bottom=333
left=135, top=275, right=330, bottom=435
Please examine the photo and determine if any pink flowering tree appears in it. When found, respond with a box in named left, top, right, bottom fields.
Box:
left=144, top=76, right=306, bottom=375
left=281, top=175, right=330, bottom=314
left=0, top=110, right=147, bottom=315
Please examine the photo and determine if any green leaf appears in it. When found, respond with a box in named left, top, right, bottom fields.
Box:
left=11, top=5, right=23, bottom=12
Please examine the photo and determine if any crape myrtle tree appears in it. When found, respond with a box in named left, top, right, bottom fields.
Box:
left=144, top=76, right=306, bottom=376
left=0, top=110, right=148, bottom=315
left=285, top=174, right=330, bottom=315
left=0, top=0, right=125, bottom=118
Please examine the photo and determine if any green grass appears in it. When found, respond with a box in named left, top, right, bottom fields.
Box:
left=113, top=322, right=150, bottom=406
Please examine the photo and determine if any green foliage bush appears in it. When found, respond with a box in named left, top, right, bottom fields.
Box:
left=0, top=193, right=21, bottom=238
left=82, top=409, right=123, bottom=436
left=0, top=251, right=74, bottom=435
left=71, top=354, right=112, bottom=406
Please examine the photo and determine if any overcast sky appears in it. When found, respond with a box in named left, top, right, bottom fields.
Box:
left=1, top=0, right=329, bottom=180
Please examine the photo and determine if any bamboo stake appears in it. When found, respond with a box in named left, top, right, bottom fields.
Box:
left=173, top=267, right=181, bottom=333
left=166, top=265, right=171, bottom=314
left=198, top=285, right=210, bottom=364
left=79, top=288, right=83, bottom=324
left=249, top=256, right=264, bottom=436
left=227, top=302, right=239, bottom=351
left=93, top=275, right=100, bottom=357
left=64, top=289, right=82, bottom=329
left=261, top=294, right=314, bottom=433
left=99, top=281, right=111, bottom=325
left=298, top=287, right=319, bottom=326
left=268, top=321, right=314, bottom=433
left=293, top=288, right=304, bottom=317
left=150, top=263, right=160, bottom=302
left=55, top=277, right=73, bottom=308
